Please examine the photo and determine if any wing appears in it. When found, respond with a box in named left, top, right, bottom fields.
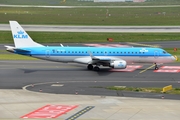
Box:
left=73, top=51, right=123, bottom=66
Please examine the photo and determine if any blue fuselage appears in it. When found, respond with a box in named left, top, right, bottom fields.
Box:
left=14, top=47, right=175, bottom=64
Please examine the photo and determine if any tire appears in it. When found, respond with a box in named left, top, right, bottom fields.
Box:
left=94, top=66, right=100, bottom=71
left=87, top=64, right=93, bottom=70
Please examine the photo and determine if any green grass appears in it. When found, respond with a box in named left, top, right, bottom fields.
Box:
left=1, top=7, right=180, bottom=25
left=1, top=31, right=180, bottom=43
left=1, top=0, right=180, bottom=6
left=164, top=48, right=180, bottom=55
left=106, top=86, right=180, bottom=94
left=0, top=54, right=37, bottom=60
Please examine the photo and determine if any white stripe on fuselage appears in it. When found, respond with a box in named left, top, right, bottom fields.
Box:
left=32, top=55, right=174, bottom=64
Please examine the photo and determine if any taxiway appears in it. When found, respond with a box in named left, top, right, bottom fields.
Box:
left=0, top=60, right=180, bottom=99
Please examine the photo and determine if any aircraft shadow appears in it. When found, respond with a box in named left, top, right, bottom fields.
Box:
left=19, top=68, right=113, bottom=75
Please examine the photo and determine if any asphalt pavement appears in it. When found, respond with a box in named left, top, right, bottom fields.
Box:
left=0, top=60, right=180, bottom=100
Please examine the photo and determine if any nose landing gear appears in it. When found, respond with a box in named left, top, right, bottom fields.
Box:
left=154, top=63, right=159, bottom=70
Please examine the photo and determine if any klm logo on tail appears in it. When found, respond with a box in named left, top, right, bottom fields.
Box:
left=13, top=30, right=28, bottom=39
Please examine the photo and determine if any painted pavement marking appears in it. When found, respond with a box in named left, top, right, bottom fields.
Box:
left=110, top=65, right=142, bottom=72
left=126, top=42, right=161, bottom=48
left=84, top=44, right=130, bottom=47
left=139, top=64, right=155, bottom=74
left=66, top=106, right=95, bottom=120
left=154, top=66, right=180, bottom=73
left=21, top=105, right=78, bottom=118
left=154, top=69, right=180, bottom=73
left=160, top=66, right=180, bottom=69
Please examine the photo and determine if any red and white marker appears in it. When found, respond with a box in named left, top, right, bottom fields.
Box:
left=160, top=66, right=180, bottom=69
left=84, top=44, right=130, bottom=48
left=154, top=69, right=180, bottom=73
left=110, top=65, right=142, bottom=72
left=154, top=66, right=180, bottom=73
left=21, top=105, right=78, bottom=118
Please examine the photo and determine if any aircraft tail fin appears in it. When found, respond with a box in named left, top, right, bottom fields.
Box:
left=9, top=21, right=44, bottom=48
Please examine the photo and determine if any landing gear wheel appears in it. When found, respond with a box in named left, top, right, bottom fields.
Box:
left=87, top=64, right=93, bottom=70
left=94, top=66, right=100, bottom=71
left=154, top=63, right=159, bottom=70
left=155, top=66, right=159, bottom=70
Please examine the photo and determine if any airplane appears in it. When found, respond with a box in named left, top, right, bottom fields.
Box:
left=5, top=21, right=177, bottom=71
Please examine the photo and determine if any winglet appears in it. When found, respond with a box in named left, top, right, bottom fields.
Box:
left=88, top=51, right=99, bottom=60
left=60, top=44, right=64, bottom=47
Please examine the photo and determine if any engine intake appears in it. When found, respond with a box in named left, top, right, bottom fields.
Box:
left=110, top=60, right=127, bottom=69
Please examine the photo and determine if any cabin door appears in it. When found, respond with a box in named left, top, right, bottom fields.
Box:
left=46, top=50, right=50, bottom=58
left=154, top=50, right=159, bottom=59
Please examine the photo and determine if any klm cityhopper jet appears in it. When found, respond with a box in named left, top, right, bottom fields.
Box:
left=5, top=21, right=176, bottom=71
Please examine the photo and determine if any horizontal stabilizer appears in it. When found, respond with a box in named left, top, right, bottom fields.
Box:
left=5, top=45, right=30, bottom=52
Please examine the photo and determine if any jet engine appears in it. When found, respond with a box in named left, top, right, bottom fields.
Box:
left=110, top=60, right=127, bottom=69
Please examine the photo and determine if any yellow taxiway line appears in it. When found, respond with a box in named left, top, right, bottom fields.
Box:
left=139, top=64, right=155, bottom=74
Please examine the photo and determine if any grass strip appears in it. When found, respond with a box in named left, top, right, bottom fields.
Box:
left=1, top=7, right=180, bottom=25
left=1, top=31, right=180, bottom=43
left=106, top=86, right=180, bottom=94
left=1, top=0, right=180, bottom=6
left=0, top=54, right=37, bottom=60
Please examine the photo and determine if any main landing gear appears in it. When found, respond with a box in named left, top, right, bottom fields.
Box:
left=94, top=66, right=100, bottom=71
left=87, top=64, right=93, bottom=70
left=87, top=64, right=100, bottom=71
left=154, top=63, right=159, bottom=70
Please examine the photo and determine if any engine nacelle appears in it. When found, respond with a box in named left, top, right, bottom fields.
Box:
left=110, top=60, right=127, bottom=69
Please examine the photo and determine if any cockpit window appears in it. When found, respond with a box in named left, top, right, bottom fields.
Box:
left=163, top=51, right=167, bottom=54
